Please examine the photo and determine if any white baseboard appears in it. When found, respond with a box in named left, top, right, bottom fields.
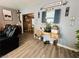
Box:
left=33, top=35, right=79, bottom=52
left=57, top=43, right=79, bottom=52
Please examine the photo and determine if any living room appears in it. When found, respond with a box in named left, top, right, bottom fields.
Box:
left=0, top=0, right=79, bottom=58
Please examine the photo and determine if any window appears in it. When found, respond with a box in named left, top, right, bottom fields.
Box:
left=54, top=9, right=61, bottom=23
left=46, top=10, right=55, bottom=23
left=42, top=11, right=46, bottom=23
left=41, top=9, right=61, bottom=24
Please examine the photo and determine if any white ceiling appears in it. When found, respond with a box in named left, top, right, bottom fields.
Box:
left=0, top=0, right=52, bottom=10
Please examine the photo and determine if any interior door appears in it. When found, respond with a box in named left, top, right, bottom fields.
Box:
left=23, top=13, right=34, bottom=32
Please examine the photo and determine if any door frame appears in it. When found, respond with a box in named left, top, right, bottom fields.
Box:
left=22, top=13, right=34, bottom=33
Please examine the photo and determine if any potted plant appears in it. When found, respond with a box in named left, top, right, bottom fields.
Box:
left=76, top=30, right=79, bottom=48
left=44, top=23, right=51, bottom=32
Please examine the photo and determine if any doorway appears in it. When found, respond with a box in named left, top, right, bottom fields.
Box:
left=23, top=13, right=34, bottom=33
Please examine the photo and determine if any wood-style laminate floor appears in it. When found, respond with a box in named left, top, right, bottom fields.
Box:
left=2, top=32, right=79, bottom=58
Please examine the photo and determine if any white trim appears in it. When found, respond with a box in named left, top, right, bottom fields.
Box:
left=20, top=13, right=24, bottom=34
left=57, top=43, right=79, bottom=52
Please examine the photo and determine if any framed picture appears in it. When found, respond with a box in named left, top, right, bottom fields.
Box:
left=65, top=7, right=70, bottom=16
left=3, top=9, right=12, bottom=20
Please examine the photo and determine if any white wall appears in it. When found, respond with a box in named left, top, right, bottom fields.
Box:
left=20, top=0, right=79, bottom=49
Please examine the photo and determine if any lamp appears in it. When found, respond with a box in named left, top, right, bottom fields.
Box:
left=63, top=1, right=68, bottom=5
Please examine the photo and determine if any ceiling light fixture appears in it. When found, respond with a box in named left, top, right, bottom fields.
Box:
left=40, top=0, right=68, bottom=10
